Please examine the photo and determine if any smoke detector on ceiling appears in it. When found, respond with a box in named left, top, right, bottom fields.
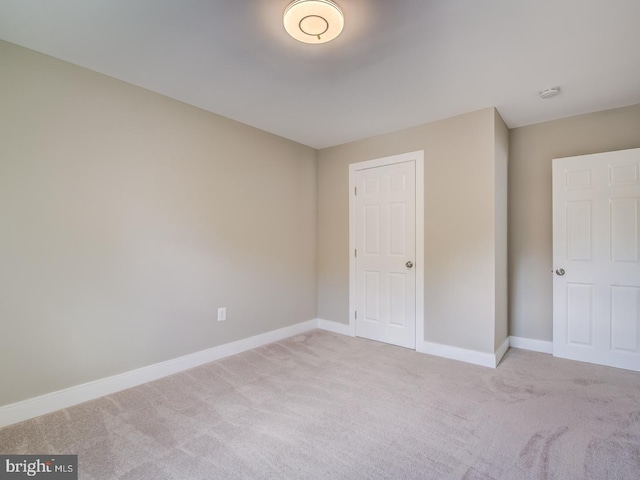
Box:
left=539, top=87, right=561, bottom=99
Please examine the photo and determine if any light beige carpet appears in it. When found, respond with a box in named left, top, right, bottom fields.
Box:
left=1, top=330, right=639, bottom=479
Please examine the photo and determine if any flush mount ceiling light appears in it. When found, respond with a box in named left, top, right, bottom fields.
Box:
left=539, top=87, right=561, bottom=99
left=284, top=0, right=344, bottom=44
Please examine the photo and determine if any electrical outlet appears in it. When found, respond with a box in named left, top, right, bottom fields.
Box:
left=217, top=307, right=227, bottom=321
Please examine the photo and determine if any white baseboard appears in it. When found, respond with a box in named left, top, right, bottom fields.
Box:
left=418, top=338, right=510, bottom=369
left=0, top=319, right=317, bottom=429
left=317, top=318, right=354, bottom=336
left=509, top=336, right=553, bottom=354
left=495, top=337, right=510, bottom=367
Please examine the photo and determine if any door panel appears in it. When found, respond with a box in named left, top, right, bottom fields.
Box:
left=364, top=205, right=380, bottom=254
left=611, top=286, right=639, bottom=351
left=566, top=201, right=592, bottom=261
left=355, top=160, right=416, bottom=349
left=566, top=283, right=594, bottom=345
left=553, top=148, right=640, bottom=371
left=389, top=273, right=407, bottom=326
left=610, top=199, right=638, bottom=262
left=364, top=271, right=380, bottom=321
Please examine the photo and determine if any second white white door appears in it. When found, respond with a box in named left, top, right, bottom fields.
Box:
left=355, top=160, right=416, bottom=349
left=552, top=148, right=640, bottom=371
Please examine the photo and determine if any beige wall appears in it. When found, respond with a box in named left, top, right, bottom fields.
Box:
left=509, top=104, right=640, bottom=341
left=494, top=112, right=509, bottom=350
left=6, top=35, right=637, bottom=409
left=0, top=41, right=317, bottom=406
left=318, top=108, right=506, bottom=354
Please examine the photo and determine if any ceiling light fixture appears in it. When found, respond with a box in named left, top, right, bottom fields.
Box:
left=539, top=87, right=561, bottom=99
left=284, top=0, right=344, bottom=44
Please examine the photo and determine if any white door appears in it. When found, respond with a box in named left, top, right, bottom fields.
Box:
left=552, top=148, right=640, bottom=371
left=354, top=160, right=416, bottom=349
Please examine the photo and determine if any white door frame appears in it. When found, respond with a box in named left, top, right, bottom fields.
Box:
left=348, top=150, right=425, bottom=348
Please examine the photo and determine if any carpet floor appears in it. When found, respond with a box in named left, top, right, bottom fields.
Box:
left=1, top=330, right=639, bottom=479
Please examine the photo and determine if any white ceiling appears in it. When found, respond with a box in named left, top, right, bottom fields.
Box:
left=1, top=0, right=639, bottom=149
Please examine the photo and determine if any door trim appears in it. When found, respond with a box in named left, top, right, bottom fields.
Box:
left=348, top=150, right=425, bottom=348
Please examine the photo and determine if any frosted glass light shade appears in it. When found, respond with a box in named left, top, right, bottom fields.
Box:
left=284, top=0, right=344, bottom=44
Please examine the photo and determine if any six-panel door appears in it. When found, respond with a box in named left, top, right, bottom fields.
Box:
left=355, top=161, right=416, bottom=349
left=553, top=148, right=640, bottom=371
